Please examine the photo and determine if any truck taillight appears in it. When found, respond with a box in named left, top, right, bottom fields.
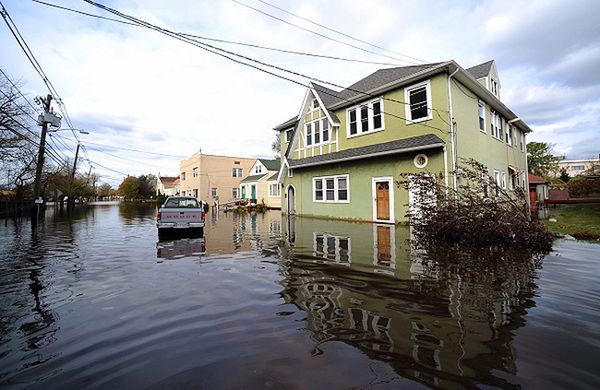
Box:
left=156, top=211, right=161, bottom=220
left=201, top=212, right=206, bottom=220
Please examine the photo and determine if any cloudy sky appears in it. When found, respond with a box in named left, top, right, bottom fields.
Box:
left=1, top=0, right=599, bottom=185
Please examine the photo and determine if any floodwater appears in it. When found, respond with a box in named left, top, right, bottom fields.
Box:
left=0, top=203, right=599, bottom=389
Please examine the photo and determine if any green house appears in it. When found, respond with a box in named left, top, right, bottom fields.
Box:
left=274, top=60, right=531, bottom=223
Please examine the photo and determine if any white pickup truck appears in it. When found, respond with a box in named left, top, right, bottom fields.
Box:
left=156, top=196, right=205, bottom=236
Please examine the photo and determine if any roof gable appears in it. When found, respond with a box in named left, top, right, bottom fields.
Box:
left=258, top=158, right=281, bottom=171
left=466, top=60, right=494, bottom=79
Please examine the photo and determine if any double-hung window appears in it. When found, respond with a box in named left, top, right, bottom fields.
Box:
left=232, top=168, right=243, bottom=177
left=306, top=118, right=331, bottom=146
left=269, top=183, right=280, bottom=197
left=507, top=125, right=513, bottom=146
left=347, top=98, right=384, bottom=137
left=313, top=175, right=349, bottom=203
left=478, top=101, right=486, bottom=132
left=285, top=129, right=293, bottom=142
left=193, top=167, right=199, bottom=177
left=491, top=110, right=503, bottom=140
left=405, top=80, right=432, bottom=123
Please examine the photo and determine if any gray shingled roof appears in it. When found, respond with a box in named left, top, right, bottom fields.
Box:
left=335, top=63, right=445, bottom=103
left=267, top=172, right=278, bottom=181
left=466, top=60, right=494, bottom=79
left=241, top=174, right=268, bottom=183
left=288, top=134, right=445, bottom=168
left=274, top=62, right=444, bottom=131
left=258, top=158, right=280, bottom=171
left=273, top=116, right=298, bottom=130
left=312, top=83, right=342, bottom=123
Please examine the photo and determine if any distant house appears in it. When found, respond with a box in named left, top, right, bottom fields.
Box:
left=274, top=59, right=531, bottom=223
left=178, top=152, right=256, bottom=203
left=156, top=176, right=180, bottom=196
left=528, top=173, right=548, bottom=205
left=557, top=157, right=599, bottom=177
left=240, top=159, right=281, bottom=208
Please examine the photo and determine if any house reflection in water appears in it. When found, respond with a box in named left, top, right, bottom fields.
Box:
left=279, top=215, right=538, bottom=389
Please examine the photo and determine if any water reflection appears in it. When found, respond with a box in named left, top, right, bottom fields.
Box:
left=279, top=216, right=539, bottom=389
left=1, top=205, right=598, bottom=388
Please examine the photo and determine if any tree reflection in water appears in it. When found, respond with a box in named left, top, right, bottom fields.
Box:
left=279, top=215, right=541, bottom=389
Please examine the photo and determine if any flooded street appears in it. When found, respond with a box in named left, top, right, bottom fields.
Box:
left=1, top=203, right=599, bottom=389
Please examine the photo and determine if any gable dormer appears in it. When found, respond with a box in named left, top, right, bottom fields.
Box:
left=466, top=60, right=501, bottom=99
left=283, top=83, right=341, bottom=160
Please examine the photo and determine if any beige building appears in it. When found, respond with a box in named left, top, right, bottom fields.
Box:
left=179, top=152, right=255, bottom=203
left=557, top=157, right=599, bottom=176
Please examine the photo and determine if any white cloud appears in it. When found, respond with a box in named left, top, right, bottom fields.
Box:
left=1, top=0, right=598, bottom=186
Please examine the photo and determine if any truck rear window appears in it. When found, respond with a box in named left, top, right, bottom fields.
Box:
left=164, top=198, right=199, bottom=208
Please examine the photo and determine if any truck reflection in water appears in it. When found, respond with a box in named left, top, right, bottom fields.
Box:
left=156, top=236, right=206, bottom=261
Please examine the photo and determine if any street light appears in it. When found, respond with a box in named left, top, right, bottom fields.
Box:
left=48, top=128, right=90, bottom=135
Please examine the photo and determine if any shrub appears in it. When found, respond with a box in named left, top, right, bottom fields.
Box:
left=397, top=159, right=553, bottom=253
left=567, top=177, right=600, bottom=198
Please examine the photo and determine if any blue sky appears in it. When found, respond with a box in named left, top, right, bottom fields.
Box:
left=1, top=0, right=598, bottom=185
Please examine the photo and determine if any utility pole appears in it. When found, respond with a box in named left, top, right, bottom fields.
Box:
left=68, top=141, right=80, bottom=207
left=31, top=94, right=52, bottom=222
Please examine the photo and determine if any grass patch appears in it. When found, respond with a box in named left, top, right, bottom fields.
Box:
left=543, top=204, right=600, bottom=239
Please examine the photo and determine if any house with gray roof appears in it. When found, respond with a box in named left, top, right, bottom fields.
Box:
left=274, top=59, right=531, bottom=223
left=239, top=158, right=281, bottom=208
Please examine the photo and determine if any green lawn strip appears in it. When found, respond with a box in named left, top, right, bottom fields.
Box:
left=543, top=204, right=600, bottom=238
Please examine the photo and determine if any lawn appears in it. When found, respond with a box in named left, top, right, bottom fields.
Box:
left=543, top=204, right=600, bottom=239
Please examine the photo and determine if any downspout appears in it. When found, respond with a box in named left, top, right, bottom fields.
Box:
left=447, top=67, right=460, bottom=192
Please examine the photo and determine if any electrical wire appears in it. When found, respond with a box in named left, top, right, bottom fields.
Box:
left=0, top=2, right=80, bottom=141
left=230, top=0, right=422, bottom=65
left=254, top=0, right=428, bottom=64
left=0, top=67, right=37, bottom=111
left=83, top=1, right=451, bottom=135
left=32, top=0, right=399, bottom=67
left=38, top=1, right=449, bottom=117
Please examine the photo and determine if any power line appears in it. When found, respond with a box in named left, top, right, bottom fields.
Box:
left=230, top=0, right=422, bottom=65
left=40, top=0, right=448, bottom=118
left=69, top=139, right=189, bottom=158
left=0, top=1, right=80, bottom=141
left=255, top=0, right=428, bottom=64
left=0, top=67, right=37, bottom=111
left=83, top=1, right=450, bottom=135
left=33, top=0, right=399, bottom=67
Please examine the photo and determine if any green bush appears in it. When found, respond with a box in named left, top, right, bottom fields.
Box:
left=567, top=177, right=600, bottom=198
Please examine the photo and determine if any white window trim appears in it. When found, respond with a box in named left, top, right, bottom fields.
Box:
left=413, top=153, right=428, bottom=169
left=268, top=182, right=280, bottom=197
left=312, top=174, right=350, bottom=203
left=313, top=232, right=352, bottom=265
left=371, top=176, right=395, bottom=223
left=346, top=98, right=385, bottom=139
left=285, top=129, right=293, bottom=143
left=232, top=188, right=239, bottom=198
left=501, top=171, right=507, bottom=190
left=404, top=79, right=433, bottom=124
left=478, top=100, right=486, bottom=133
left=305, top=117, right=332, bottom=147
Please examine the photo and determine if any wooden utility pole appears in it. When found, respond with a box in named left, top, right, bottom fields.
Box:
left=31, top=94, right=52, bottom=222
left=68, top=141, right=80, bottom=207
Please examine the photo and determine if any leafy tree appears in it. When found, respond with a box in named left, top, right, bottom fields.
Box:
left=137, top=174, right=156, bottom=198
left=559, top=168, right=571, bottom=183
left=527, top=142, right=559, bottom=177
left=0, top=72, right=37, bottom=199
left=97, top=183, right=112, bottom=198
left=271, top=133, right=281, bottom=158
left=118, top=176, right=140, bottom=200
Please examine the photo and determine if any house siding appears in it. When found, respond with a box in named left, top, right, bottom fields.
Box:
left=283, top=151, right=445, bottom=223
left=450, top=80, right=527, bottom=187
